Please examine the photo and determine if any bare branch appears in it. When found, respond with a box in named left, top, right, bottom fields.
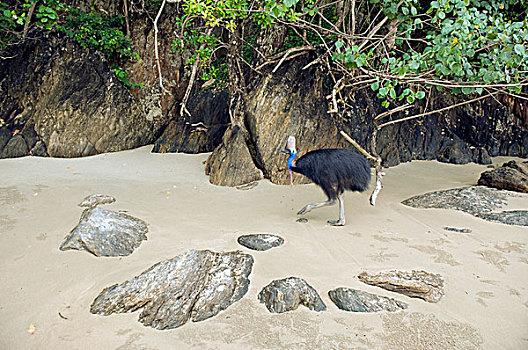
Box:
left=154, top=0, right=170, bottom=94
left=377, top=91, right=500, bottom=129
left=22, top=1, right=38, bottom=40
left=340, top=130, right=376, bottom=161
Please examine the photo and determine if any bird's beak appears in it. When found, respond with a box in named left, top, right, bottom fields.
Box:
left=280, top=149, right=289, bottom=155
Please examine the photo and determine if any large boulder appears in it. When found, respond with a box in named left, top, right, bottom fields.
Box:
left=205, top=126, right=264, bottom=186
left=478, top=160, right=528, bottom=193
left=258, top=277, right=326, bottom=313
left=59, top=207, right=148, bottom=257
left=0, top=30, right=161, bottom=158
left=206, top=58, right=350, bottom=186
left=91, top=249, right=254, bottom=329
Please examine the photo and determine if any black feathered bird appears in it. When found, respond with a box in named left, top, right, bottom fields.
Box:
left=281, top=136, right=371, bottom=226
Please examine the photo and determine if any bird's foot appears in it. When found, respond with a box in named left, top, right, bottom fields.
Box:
left=297, top=205, right=312, bottom=215
left=327, top=219, right=345, bottom=226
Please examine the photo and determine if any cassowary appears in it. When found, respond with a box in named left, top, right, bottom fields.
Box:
left=281, top=136, right=371, bottom=226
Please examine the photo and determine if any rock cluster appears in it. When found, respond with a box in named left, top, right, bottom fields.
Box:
left=90, top=250, right=254, bottom=329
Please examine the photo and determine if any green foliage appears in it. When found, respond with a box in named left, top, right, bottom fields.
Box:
left=60, top=8, right=132, bottom=63
left=113, top=66, right=144, bottom=89
left=33, top=0, right=64, bottom=29
left=337, top=0, right=528, bottom=106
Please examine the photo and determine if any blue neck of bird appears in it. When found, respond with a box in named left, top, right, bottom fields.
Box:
left=287, top=150, right=297, bottom=170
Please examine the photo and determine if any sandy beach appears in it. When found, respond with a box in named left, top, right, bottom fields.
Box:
left=0, top=145, right=527, bottom=349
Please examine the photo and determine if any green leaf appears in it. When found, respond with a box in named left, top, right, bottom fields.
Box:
left=335, top=40, right=344, bottom=49
left=406, top=95, right=415, bottom=103
left=409, top=61, right=420, bottom=70
left=514, top=44, right=526, bottom=56
left=389, top=88, right=396, bottom=99
left=379, top=87, right=389, bottom=97
left=371, top=82, right=380, bottom=91
left=416, top=91, right=426, bottom=99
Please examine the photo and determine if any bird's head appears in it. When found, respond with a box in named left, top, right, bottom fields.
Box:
left=280, top=136, right=297, bottom=157
left=281, top=136, right=297, bottom=186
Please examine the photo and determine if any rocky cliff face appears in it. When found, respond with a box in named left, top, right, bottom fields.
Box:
left=203, top=54, right=528, bottom=186
left=0, top=30, right=162, bottom=158
left=1, top=9, right=526, bottom=187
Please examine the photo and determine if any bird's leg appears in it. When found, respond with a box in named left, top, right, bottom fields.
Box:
left=297, top=198, right=336, bottom=215
left=328, top=193, right=345, bottom=226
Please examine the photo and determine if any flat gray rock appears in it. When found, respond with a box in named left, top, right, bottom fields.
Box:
left=476, top=210, right=528, bottom=226
left=90, top=249, right=253, bottom=329
left=258, top=277, right=326, bottom=313
left=59, top=207, right=148, bottom=257
left=358, top=270, right=444, bottom=303
left=237, top=234, right=284, bottom=251
left=78, top=194, right=116, bottom=208
left=402, top=186, right=527, bottom=226
left=328, top=287, right=408, bottom=312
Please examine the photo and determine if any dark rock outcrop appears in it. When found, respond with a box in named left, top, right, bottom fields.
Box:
left=0, top=134, right=29, bottom=158
left=237, top=234, right=284, bottom=251
left=478, top=160, right=528, bottom=193
left=242, top=66, right=349, bottom=185
left=402, top=186, right=528, bottom=226
left=205, top=126, right=264, bottom=186
left=59, top=207, right=148, bottom=257
left=90, top=249, right=254, bottom=330
left=0, top=30, right=161, bottom=158
left=328, top=287, right=408, bottom=312
left=258, top=277, right=326, bottom=313
left=152, top=90, right=230, bottom=154
left=358, top=270, right=444, bottom=303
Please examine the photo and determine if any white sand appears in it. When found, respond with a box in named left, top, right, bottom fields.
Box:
left=0, top=146, right=526, bottom=349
